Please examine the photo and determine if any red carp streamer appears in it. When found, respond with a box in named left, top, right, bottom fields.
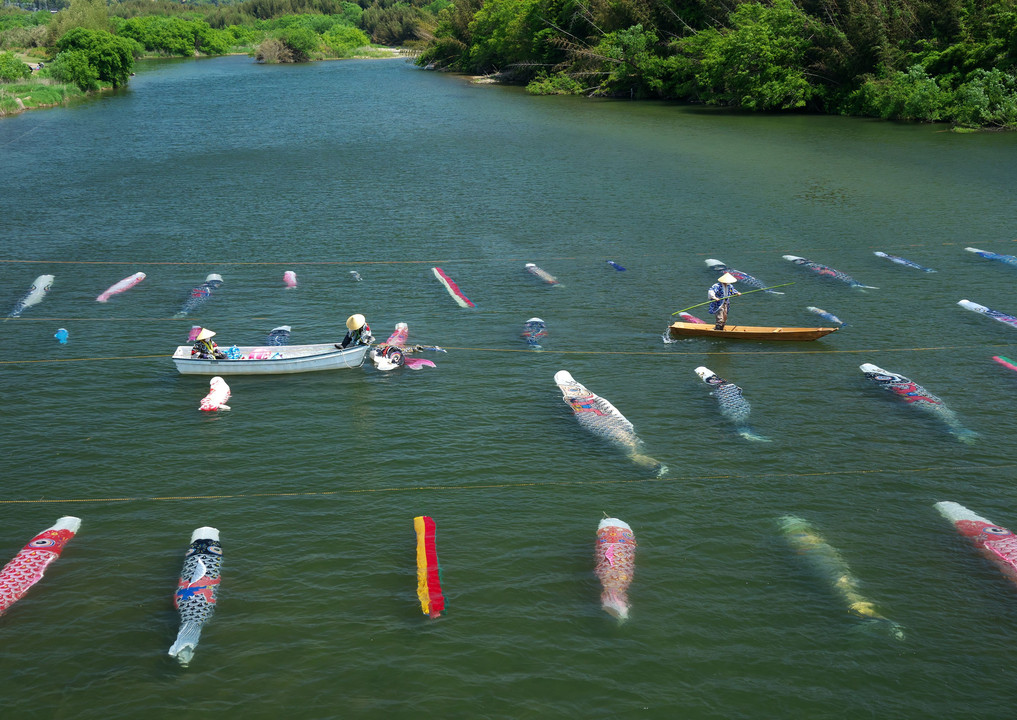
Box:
left=431, top=267, right=474, bottom=308
left=414, top=516, right=445, bottom=618
left=0, top=516, right=81, bottom=616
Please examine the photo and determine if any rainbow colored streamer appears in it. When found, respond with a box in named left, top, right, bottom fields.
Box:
left=993, top=355, right=1017, bottom=373
left=414, top=516, right=445, bottom=618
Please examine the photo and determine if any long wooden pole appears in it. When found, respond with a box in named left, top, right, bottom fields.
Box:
left=670, top=282, right=796, bottom=316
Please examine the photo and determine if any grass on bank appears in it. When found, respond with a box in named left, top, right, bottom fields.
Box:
left=0, top=78, right=85, bottom=116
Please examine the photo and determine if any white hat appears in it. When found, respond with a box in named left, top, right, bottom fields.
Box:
left=346, top=314, right=366, bottom=331
left=717, top=273, right=737, bottom=284
left=195, top=328, right=216, bottom=341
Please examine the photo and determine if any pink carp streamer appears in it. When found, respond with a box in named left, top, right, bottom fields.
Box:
left=431, top=267, right=474, bottom=307
left=0, top=516, right=81, bottom=616
left=936, top=501, right=1017, bottom=585
left=96, top=272, right=146, bottom=302
left=678, top=312, right=707, bottom=324
left=595, top=518, right=636, bottom=621
left=283, top=270, right=298, bottom=288
left=199, top=376, right=231, bottom=412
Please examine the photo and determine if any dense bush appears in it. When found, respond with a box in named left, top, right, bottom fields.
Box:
left=415, top=0, right=1017, bottom=128
left=277, top=26, right=319, bottom=61
left=45, top=48, right=99, bottom=90
left=57, top=26, right=138, bottom=87
left=0, top=50, right=32, bottom=81
left=526, top=71, right=584, bottom=96
left=323, top=24, right=369, bottom=57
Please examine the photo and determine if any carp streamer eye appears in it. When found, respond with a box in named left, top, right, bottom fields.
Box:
left=29, top=538, right=56, bottom=548
left=207, top=545, right=223, bottom=555
left=984, top=526, right=1012, bottom=536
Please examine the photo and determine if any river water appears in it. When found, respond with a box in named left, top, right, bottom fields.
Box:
left=1, top=55, right=1016, bottom=719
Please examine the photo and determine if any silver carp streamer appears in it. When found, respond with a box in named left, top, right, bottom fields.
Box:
left=524, top=263, right=560, bottom=285
left=958, top=299, right=1017, bottom=329
left=169, top=527, right=222, bottom=666
left=783, top=255, right=876, bottom=289
left=695, top=366, right=770, bottom=442
left=779, top=515, right=903, bottom=640
left=860, top=363, right=977, bottom=443
left=522, top=317, right=547, bottom=349
left=175, top=274, right=224, bottom=318
left=554, top=370, right=667, bottom=476
left=266, top=325, right=291, bottom=346
left=7, top=274, right=54, bottom=318
left=966, top=246, right=1017, bottom=267
left=705, top=259, right=783, bottom=294
left=806, top=306, right=845, bottom=326
left=873, top=252, right=935, bottom=272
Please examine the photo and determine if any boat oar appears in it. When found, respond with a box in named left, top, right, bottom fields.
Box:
left=671, top=283, right=795, bottom=316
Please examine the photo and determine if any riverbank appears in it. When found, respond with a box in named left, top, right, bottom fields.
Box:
left=0, top=79, right=86, bottom=118
left=0, top=46, right=411, bottom=119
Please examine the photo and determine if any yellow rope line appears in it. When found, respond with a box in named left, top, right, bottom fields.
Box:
left=0, top=343, right=1009, bottom=365
left=2, top=462, right=1013, bottom=505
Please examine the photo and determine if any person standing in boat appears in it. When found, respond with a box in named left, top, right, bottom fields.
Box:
left=338, top=314, right=373, bottom=349
left=191, top=328, right=226, bottom=359
left=707, top=273, right=740, bottom=330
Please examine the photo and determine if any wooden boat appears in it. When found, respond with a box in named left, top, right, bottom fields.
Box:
left=172, top=342, right=372, bottom=375
left=668, top=322, right=838, bottom=341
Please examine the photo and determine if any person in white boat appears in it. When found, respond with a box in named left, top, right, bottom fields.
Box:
left=337, top=314, right=373, bottom=349
left=191, top=328, right=226, bottom=359
left=707, top=273, right=740, bottom=331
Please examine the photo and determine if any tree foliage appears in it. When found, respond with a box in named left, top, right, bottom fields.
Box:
left=414, top=0, right=1017, bottom=128
left=0, top=50, right=32, bottom=81
left=56, top=26, right=137, bottom=87
left=45, top=48, right=100, bottom=90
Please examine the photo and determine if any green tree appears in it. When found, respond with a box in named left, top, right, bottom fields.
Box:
left=46, top=48, right=99, bottom=90
left=466, top=0, right=541, bottom=72
left=846, top=64, right=950, bottom=121
left=0, top=50, right=32, bottom=81
left=323, top=24, right=369, bottom=57
left=57, top=27, right=137, bottom=87
left=277, top=26, right=319, bottom=61
left=50, top=0, right=110, bottom=40
left=678, top=0, right=816, bottom=110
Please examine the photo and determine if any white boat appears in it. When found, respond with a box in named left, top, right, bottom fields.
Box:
left=172, top=342, right=372, bottom=375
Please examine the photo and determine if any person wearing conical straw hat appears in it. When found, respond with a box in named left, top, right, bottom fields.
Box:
left=191, top=327, right=226, bottom=359
left=337, top=313, right=374, bottom=349
left=707, top=273, right=741, bottom=330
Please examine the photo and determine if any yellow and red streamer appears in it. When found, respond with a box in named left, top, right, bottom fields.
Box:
left=414, top=515, right=445, bottom=618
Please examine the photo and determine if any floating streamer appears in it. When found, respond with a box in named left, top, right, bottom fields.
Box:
left=595, top=518, right=636, bottom=621
left=431, top=267, right=474, bottom=307
left=414, top=516, right=445, bottom=618
left=0, top=516, right=80, bottom=617
left=199, top=376, right=231, bottom=412
left=168, top=527, right=222, bottom=666
left=8, top=274, right=54, bottom=317
left=783, top=255, right=876, bottom=289
left=96, top=272, right=146, bottom=302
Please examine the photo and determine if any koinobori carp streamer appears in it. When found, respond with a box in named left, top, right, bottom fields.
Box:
left=414, top=515, right=445, bottom=618
left=168, top=527, right=222, bottom=665
left=0, top=516, right=81, bottom=617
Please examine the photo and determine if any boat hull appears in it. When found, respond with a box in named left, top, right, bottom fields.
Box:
left=172, top=343, right=371, bottom=375
left=668, top=322, right=838, bottom=341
